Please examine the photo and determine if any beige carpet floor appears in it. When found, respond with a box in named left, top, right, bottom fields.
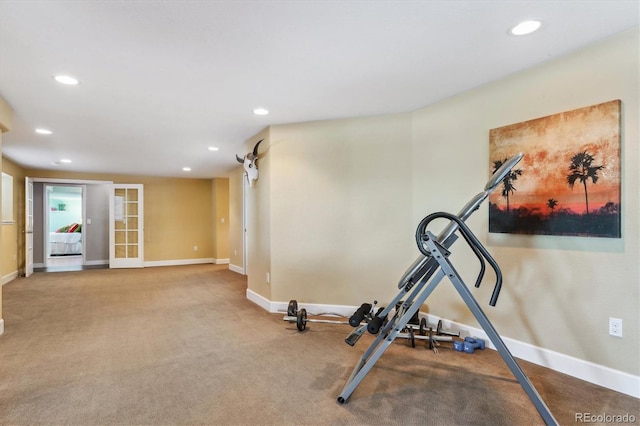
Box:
left=0, top=264, right=637, bottom=425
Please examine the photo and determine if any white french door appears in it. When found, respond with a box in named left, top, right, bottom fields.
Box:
left=24, top=177, right=34, bottom=277
left=109, top=184, right=144, bottom=268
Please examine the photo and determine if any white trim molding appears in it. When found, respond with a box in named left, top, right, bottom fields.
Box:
left=270, top=299, right=359, bottom=317
left=2, top=271, right=18, bottom=286
left=247, top=291, right=360, bottom=317
left=247, top=296, right=640, bottom=399
left=143, top=258, right=214, bottom=268
left=30, top=177, right=113, bottom=185
left=229, top=264, right=244, bottom=274
left=423, top=314, right=640, bottom=399
left=84, top=260, right=109, bottom=266
left=214, top=258, right=230, bottom=265
left=246, top=289, right=272, bottom=311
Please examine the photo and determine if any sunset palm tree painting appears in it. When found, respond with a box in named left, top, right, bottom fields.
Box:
left=488, top=100, right=621, bottom=238
left=567, top=150, right=604, bottom=215
left=492, top=158, right=523, bottom=213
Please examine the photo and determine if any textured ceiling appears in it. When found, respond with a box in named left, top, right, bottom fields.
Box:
left=0, top=0, right=638, bottom=178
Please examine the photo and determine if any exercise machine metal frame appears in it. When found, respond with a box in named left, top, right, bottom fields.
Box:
left=336, top=153, right=558, bottom=426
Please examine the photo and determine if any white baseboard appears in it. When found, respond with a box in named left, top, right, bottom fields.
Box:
left=0, top=319, right=3, bottom=336
left=84, top=259, right=108, bottom=266
left=214, top=258, right=230, bottom=265
left=423, top=314, right=640, bottom=399
left=246, top=289, right=272, bottom=311
left=1, top=271, right=18, bottom=286
left=143, top=258, right=214, bottom=267
left=248, top=297, right=640, bottom=399
left=229, top=264, right=244, bottom=274
left=270, top=299, right=359, bottom=317
left=33, top=260, right=107, bottom=268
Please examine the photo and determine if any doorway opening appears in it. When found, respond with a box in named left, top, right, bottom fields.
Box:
left=44, top=184, right=84, bottom=270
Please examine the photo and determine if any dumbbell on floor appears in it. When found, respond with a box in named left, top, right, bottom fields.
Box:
left=453, top=337, right=486, bottom=353
left=405, top=318, right=460, bottom=338
left=464, top=337, right=485, bottom=353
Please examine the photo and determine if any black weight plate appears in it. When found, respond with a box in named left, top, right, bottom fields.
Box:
left=419, top=318, right=427, bottom=336
left=296, top=308, right=307, bottom=331
left=437, top=319, right=443, bottom=336
left=409, top=327, right=415, bottom=348
left=287, top=300, right=298, bottom=316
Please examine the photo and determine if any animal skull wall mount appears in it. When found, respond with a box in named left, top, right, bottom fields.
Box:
left=236, top=139, right=263, bottom=187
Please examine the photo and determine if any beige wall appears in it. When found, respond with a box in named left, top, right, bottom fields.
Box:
left=269, top=114, right=414, bottom=304
left=234, top=28, right=638, bottom=377
left=0, top=94, right=13, bottom=325
left=212, top=178, right=230, bottom=261
left=140, top=176, right=214, bottom=261
left=1, top=157, right=25, bottom=279
left=244, top=128, right=272, bottom=300
left=0, top=96, right=12, bottom=133
left=0, top=133, right=3, bottom=323
left=411, top=27, right=638, bottom=375
left=228, top=168, right=244, bottom=270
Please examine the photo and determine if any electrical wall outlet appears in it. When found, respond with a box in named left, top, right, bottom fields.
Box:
left=193, top=245, right=198, bottom=251
left=609, top=317, right=623, bottom=337
left=266, top=272, right=270, bottom=284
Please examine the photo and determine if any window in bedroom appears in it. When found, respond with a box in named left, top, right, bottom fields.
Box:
left=2, top=172, right=13, bottom=224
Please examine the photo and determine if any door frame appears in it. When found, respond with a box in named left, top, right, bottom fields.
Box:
left=43, top=183, right=86, bottom=267
left=26, top=178, right=112, bottom=273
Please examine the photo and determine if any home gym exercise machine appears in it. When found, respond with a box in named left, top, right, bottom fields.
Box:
left=337, top=153, right=558, bottom=426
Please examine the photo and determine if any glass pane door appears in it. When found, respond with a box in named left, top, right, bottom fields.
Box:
left=110, top=184, right=143, bottom=268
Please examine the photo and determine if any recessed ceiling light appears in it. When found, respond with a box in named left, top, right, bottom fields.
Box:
left=509, top=20, right=542, bottom=36
left=60, top=159, right=72, bottom=163
left=208, top=146, right=219, bottom=151
left=54, top=75, right=79, bottom=85
left=253, top=107, right=269, bottom=115
left=35, top=128, right=53, bottom=135
left=182, top=167, right=192, bottom=172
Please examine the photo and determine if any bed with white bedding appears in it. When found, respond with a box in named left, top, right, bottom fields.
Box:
left=50, top=231, right=82, bottom=255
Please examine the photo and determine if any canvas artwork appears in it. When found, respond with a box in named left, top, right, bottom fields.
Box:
left=488, top=100, right=621, bottom=238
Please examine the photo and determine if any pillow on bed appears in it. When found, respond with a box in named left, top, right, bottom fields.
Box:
left=68, top=223, right=79, bottom=233
left=56, top=225, right=70, bottom=233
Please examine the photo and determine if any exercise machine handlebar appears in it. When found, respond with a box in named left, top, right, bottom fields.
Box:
left=415, top=212, right=502, bottom=306
left=397, top=153, right=523, bottom=290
